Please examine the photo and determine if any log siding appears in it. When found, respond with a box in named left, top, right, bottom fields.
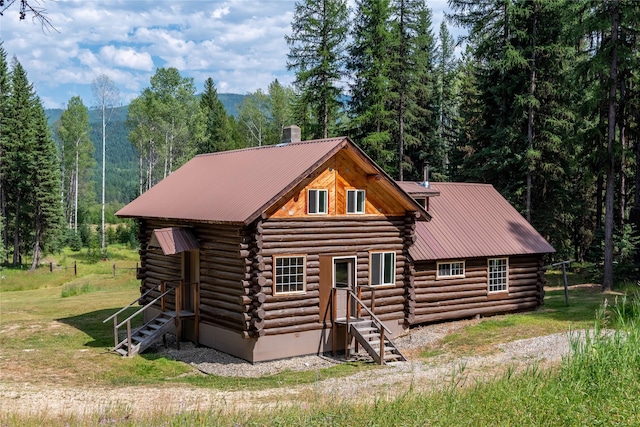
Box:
left=256, top=216, right=411, bottom=335
left=410, top=255, right=546, bottom=325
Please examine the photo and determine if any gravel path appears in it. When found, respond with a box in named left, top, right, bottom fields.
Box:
left=0, top=319, right=581, bottom=420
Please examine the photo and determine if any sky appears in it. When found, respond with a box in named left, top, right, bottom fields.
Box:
left=0, top=0, right=459, bottom=110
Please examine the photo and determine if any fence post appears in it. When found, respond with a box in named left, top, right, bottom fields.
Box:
left=74, top=261, right=77, bottom=276
left=112, top=263, right=116, bottom=278
left=50, top=262, right=53, bottom=272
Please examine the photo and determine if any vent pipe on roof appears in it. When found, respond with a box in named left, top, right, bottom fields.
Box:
left=422, top=162, right=431, bottom=188
left=282, top=125, right=301, bottom=144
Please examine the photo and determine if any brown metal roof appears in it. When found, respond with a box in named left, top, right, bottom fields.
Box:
left=407, top=182, right=555, bottom=261
left=148, top=227, right=200, bottom=255
left=395, top=181, right=441, bottom=197
left=117, top=137, right=427, bottom=224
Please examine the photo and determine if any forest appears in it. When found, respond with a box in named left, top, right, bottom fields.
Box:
left=0, top=0, right=639, bottom=290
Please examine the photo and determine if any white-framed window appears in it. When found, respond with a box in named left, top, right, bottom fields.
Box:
left=308, top=189, right=328, bottom=214
left=274, top=255, right=306, bottom=294
left=347, top=189, right=366, bottom=214
left=488, top=258, right=508, bottom=292
left=370, top=251, right=395, bottom=286
left=437, top=261, right=465, bottom=279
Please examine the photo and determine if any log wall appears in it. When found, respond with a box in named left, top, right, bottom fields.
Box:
left=137, top=219, right=256, bottom=336
left=256, top=216, right=413, bottom=336
left=410, top=255, right=546, bottom=325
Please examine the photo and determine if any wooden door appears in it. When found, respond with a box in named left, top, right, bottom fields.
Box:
left=333, top=257, right=356, bottom=319
left=181, top=249, right=199, bottom=312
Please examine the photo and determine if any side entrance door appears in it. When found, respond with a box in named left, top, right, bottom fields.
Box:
left=333, top=256, right=356, bottom=319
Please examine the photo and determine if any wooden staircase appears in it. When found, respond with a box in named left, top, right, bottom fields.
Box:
left=104, top=281, right=199, bottom=357
left=113, top=312, right=175, bottom=357
left=350, top=319, right=406, bottom=364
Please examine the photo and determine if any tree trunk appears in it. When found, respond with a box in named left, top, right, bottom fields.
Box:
left=603, top=0, right=620, bottom=291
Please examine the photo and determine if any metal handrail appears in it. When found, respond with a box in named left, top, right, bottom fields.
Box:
left=103, top=284, right=160, bottom=324
left=347, top=289, right=392, bottom=334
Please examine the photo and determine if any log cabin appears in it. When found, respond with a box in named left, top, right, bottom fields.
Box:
left=114, top=127, right=554, bottom=363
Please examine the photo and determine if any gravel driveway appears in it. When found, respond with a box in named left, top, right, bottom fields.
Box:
left=0, top=318, right=581, bottom=420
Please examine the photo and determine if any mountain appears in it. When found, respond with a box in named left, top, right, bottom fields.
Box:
left=45, top=94, right=247, bottom=205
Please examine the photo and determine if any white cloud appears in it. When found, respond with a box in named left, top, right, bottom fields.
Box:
left=99, top=45, right=154, bottom=71
left=0, top=0, right=460, bottom=110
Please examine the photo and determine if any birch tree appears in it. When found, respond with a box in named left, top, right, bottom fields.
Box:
left=92, top=74, right=119, bottom=250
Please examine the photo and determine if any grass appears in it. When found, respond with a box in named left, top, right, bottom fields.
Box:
left=420, top=286, right=609, bottom=359
left=2, top=258, right=639, bottom=426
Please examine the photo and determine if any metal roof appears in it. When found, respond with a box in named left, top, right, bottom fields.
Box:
left=407, top=182, right=555, bottom=261
left=148, top=227, right=200, bottom=255
left=117, top=137, right=427, bottom=224
left=395, top=181, right=441, bottom=197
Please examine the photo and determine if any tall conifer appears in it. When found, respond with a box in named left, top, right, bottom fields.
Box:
left=286, top=0, right=349, bottom=139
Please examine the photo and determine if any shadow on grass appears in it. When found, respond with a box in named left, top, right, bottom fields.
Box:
left=58, top=307, right=142, bottom=348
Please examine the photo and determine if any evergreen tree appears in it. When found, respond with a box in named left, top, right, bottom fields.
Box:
left=3, top=57, right=62, bottom=267
left=286, top=0, right=349, bottom=139
left=199, top=77, right=233, bottom=154
left=388, top=0, right=433, bottom=180
left=4, top=58, right=36, bottom=266
left=402, top=4, right=438, bottom=181
left=434, top=22, right=460, bottom=181
left=0, top=43, right=9, bottom=264
left=29, top=101, right=63, bottom=269
left=347, top=0, right=396, bottom=173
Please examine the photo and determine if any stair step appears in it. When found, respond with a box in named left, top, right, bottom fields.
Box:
left=115, top=348, right=128, bottom=356
left=139, top=329, right=154, bottom=336
left=384, top=354, right=402, bottom=361
left=360, top=333, right=380, bottom=339
left=353, top=326, right=377, bottom=332
left=156, top=317, right=170, bottom=323
left=148, top=324, right=162, bottom=330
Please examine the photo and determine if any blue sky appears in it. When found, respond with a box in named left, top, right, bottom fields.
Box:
left=1, top=0, right=459, bottom=110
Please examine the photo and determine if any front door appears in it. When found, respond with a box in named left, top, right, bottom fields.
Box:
left=333, top=256, right=356, bottom=319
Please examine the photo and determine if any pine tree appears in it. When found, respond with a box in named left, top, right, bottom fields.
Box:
left=286, top=0, right=349, bottom=139
left=199, top=77, right=232, bottom=154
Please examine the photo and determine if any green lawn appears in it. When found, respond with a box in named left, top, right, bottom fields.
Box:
left=1, top=255, right=638, bottom=426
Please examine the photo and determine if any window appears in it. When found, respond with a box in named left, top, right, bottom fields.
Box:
left=308, top=189, right=328, bottom=214
left=370, top=252, right=395, bottom=286
left=437, top=261, right=465, bottom=279
left=347, top=189, right=366, bottom=214
left=488, top=258, right=508, bottom=292
left=415, top=198, right=427, bottom=209
left=274, top=256, right=306, bottom=294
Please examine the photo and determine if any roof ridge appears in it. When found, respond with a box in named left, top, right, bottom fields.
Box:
left=195, top=136, right=348, bottom=158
